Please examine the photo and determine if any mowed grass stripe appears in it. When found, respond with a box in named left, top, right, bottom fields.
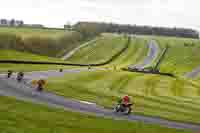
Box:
left=0, top=26, right=66, bottom=38
left=0, top=50, right=63, bottom=62
left=154, top=36, right=200, bottom=76
left=0, top=96, right=194, bottom=133
left=67, top=34, right=127, bottom=64
left=107, top=37, right=149, bottom=68
left=46, top=71, right=200, bottom=124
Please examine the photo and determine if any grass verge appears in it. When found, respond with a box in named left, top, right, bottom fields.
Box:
left=0, top=96, right=194, bottom=133
left=45, top=70, right=200, bottom=124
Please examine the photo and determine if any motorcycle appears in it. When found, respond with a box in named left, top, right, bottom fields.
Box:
left=7, top=70, right=13, bottom=78
left=113, top=103, right=132, bottom=115
left=16, top=72, right=24, bottom=82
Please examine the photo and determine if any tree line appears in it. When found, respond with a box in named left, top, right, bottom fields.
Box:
left=73, top=22, right=199, bottom=39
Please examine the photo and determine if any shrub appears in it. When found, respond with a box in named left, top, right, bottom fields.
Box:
left=0, top=33, right=24, bottom=50
left=0, top=31, right=93, bottom=57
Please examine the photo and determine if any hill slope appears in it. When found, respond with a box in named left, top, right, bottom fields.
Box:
left=154, top=36, right=200, bottom=76
left=0, top=27, right=88, bottom=57
left=66, top=34, right=128, bottom=64
left=46, top=70, right=200, bottom=124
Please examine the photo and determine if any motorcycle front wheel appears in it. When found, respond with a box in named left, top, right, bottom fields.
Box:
left=113, top=104, right=120, bottom=112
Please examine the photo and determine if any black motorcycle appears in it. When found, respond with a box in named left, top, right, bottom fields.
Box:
left=113, top=103, right=132, bottom=115
left=7, top=70, right=13, bottom=78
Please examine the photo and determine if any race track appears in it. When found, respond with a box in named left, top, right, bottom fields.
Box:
left=0, top=78, right=200, bottom=131
left=128, top=40, right=160, bottom=69
left=0, top=39, right=199, bottom=131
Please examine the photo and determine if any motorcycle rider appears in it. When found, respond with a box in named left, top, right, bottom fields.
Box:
left=36, top=79, right=46, bottom=92
left=7, top=70, right=13, bottom=78
left=16, top=71, right=24, bottom=82
left=115, top=95, right=132, bottom=114
left=59, top=68, right=63, bottom=72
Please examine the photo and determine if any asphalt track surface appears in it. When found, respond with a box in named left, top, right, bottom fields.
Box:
left=0, top=41, right=200, bottom=131
left=0, top=68, right=105, bottom=81
left=185, top=66, right=200, bottom=79
left=128, top=40, right=160, bottom=69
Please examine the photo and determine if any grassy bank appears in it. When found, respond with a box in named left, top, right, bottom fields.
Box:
left=0, top=49, right=75, bottom=73
left=46, top=70, right=200, bottom=124
left=0, top=26, right=65, bottom=38
left=0, top=50, right=62, bottom=61
left=67, top=34, right=128, bottom=64
left=0, top=27, right=90, bottom=57
left=0, top=63, right=76, bottom=73
left=0, top=96, right=194, bottom=133
left=153, top=36, right=200, bottom=76
left=105, top=37, right=149, bottom=68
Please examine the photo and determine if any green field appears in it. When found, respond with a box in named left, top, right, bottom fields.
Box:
left=0, top=50, right=62, bottom=61
left=67, top=34, right=128, bottom=64
left=0, top=96, right=194, bottom=133
left=0, top=49, right=76, bottom=73
left=0, top=26, right=66, bottom=38
left=152, top=36, right=200, bottom=76
left=0, top=27, right=88, bottom=57
left=0, top=63, right=76, bottom=73
left=1, top=28, right=200, bottom=132
left=105, top=37, right=149, bottom=68
left=0, top=32, right=134, bottom=72
left=46, top=70, right=200, bottom=124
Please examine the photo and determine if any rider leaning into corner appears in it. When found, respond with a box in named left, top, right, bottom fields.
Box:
left=114, top=95, right=133, bottom=114
left=16, top=71, right=24, bottom=82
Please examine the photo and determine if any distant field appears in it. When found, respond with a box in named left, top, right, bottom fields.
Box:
left=0, top=50, right=62, bottom=61
left=0, top=26, right=66, bottom=38
left=152, top=36, right=200, bottom=76
left=0, top=63, right=75, bottom=73
left=106, top=37, right=149, bottom=68
left=46, top=70, right=200, bottom=124
left=0, top=96, right=194, bottom=133
left=0, top=26, right=87, bottom=57
left=0, top=49, right=74, bottom=72
left=66, top=34, right=128, bottom=64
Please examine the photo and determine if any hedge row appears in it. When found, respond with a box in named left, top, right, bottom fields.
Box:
left=0, top=32, right=86, bottom=57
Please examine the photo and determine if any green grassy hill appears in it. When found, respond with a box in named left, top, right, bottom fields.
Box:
left=153, top=36, right=200, bottom=76
left=0, top=27, right=99, bottom=72
left=66, top=34, right=128, bottom=64
left=0, top=50, right=61, bottom=61
left=0, top=49, right=73, bottom=72
left=46, top=70, right=200, bottom=124
left=0, top=27, right=87, bottom=57
left=107, top=37, right=149, bottom=68
left=66, top=35, right=151, bottom=69
left=1, top=28, right=200, bottom=132
left=0, top=96, right=194, bottom=133
left=0, top=26, right=65, bottom=38
left=44, top=35, right=200, bottom=124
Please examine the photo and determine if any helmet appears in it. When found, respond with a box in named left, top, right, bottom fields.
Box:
left=123, top=95, right=130, bottom=102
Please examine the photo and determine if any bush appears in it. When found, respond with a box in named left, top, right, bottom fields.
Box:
left=23, top=36, right=60, bottom=57
left=56, top=32, right=84, bottom=56
left=0, top=33, right=25, bottom=50
left=0, top=31, right=90, bottom=57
